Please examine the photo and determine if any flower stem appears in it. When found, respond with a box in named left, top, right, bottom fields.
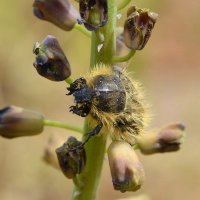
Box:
left=43, top=119, right=82, bottom=134
left=74, top=23, right=92, bottom=38
left=65, top=77, right=74, bottom=85
left=95, top=2, right=117, bottom=64
left=117, top=0, right=132, bottom=11
left=112, top=50, right=136, bottom=63
left=72, top=1, right=117, bottom=199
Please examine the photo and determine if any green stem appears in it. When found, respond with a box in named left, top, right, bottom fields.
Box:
left=117, top=0, right=132, bottom=11
left=43, top=119, right=82, bottom=134
left=65, top=77, right=74, bottom=85
left=112, top=50, right=136, bottom=63
left=74, top=23, right=92, bottom=38
left=95, top=1, right=117, bottom=64
left=72, top=123, right=107, bottom=200
left=72, top=1, right=117, bottom=199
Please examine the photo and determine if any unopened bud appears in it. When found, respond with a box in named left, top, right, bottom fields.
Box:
left=33, top=0, right=79, bottom=31
left=116, top=27, right=125, bottom=56
left=56, top=136, right=86, bottom=179
left=0, top=106, right=44, bottom=138
left=124, top=6, right=158, bottom=50
left=43, top=134, right=66, bottom=169
left=108, top=141, right=145, bottom=193
left=79, top=0, right=108, bottom=31
left=137, top=123, right=185, bottom=154
left=33, top=35, right=71, bottom=81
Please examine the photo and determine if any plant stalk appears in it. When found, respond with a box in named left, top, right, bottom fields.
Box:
left=72, top=0, right=117, bottom=199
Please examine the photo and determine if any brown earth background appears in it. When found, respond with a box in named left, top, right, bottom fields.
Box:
left=0, top=0, right=200, bottom=200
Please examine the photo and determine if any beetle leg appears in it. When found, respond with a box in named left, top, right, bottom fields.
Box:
left=68, top=120, right=103, bottom=151
left=69, top=105, right=87, bottom=117
left=82, top=120, right=103, bottom=146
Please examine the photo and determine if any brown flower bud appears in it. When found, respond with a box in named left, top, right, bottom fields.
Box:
left=108, top=141, right=145, bottom=193
left=43, top=134, right=67, bottom=169
left=79, top=0, right=108, bottom=31
left=0, top=106, right=44, bottom=138
left=33, top=0, right=79, bottom=31
left=137, top=123, right=185, bottom=154
left=33, top=35, right=71, bottom=81
left=124, top=6, right=158, bottom=50
left=56, top=136, right=86, bottom=179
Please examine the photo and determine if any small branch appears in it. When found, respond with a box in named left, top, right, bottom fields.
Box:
left=112, top=50, right=136, bottom=63
left=43, top=119, right=82, bottom=134
left=117, top=0, right=132, bottom=11
left=74, top=23, right=92, bottom=38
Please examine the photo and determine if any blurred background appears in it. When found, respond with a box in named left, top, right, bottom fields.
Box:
left=0, top=0, right=200, bottom=199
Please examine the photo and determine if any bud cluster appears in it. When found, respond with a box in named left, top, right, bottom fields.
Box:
left=0, top=0, right=185, bottom=198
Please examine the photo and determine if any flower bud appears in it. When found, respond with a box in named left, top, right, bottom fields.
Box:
left=56, top=136, right=86, bottom=179
left=79, top=0, right=108, bottom=31
left=116, top=27, right=125, bottom=56
left=33, top=35, right=71, bottom=81
left=108, top=141, right=145, bottom=193
left=137, top=123, right=185, bottom=154
left=43, top=134, right=66, bottom=169
left=0, top=106, right=44, bottom=138
left=124, top=6, right=158, bottom=50
left=33, top=0, right=79, bottom=31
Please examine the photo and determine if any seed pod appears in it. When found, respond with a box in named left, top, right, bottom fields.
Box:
left=33, top=35, right=71, bottom=81
left=124, top=6, right=158, bottom=50
left=79, top=0, right=108, bottom=31
left=0, top=106, right=44, bottom=138
left=56, top=136, right=86, bottom=179
left=33, top=0, right=79, bottom=31
left=137, top=123, right=185, bottom=154
left=108, top=141, right=145, bottom=193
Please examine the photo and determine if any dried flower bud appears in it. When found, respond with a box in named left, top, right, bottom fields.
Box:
left=33, top=0, right=79, bottom=31
left=33, top=35, right=71, bottom=81
left=108, top=141, right=145, bottom=193
left=124, top=6, right=158, bottom=50
left=79, top=0, right=108, bottom=31
left=56, top=136, right=86, bottom=179
left=43, top=134, right=66, bottom=169
left=0, top=106, right=44, bottom=138
left=137, top=123, right=185, bottom=154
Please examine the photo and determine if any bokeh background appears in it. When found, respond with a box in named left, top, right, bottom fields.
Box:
left=0, top=0, right=200, bottom=199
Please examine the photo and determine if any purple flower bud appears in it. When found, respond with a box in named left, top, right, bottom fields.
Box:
left=79, top=0, right=108, bottom=31
left=116, top=27, right=125, bottom=56
left=108, top=141, right=145, bottom=193
left=137, top=123, right=185, bottom=154
left=0, top=106, right=44, bottom=138
left=33, top=35, right=71, bottom=81
left=56, top=136, right=86, bottom=179
left=33, top=0, right=80, bottom=31
left=124, top=6, right=158, bottom=50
